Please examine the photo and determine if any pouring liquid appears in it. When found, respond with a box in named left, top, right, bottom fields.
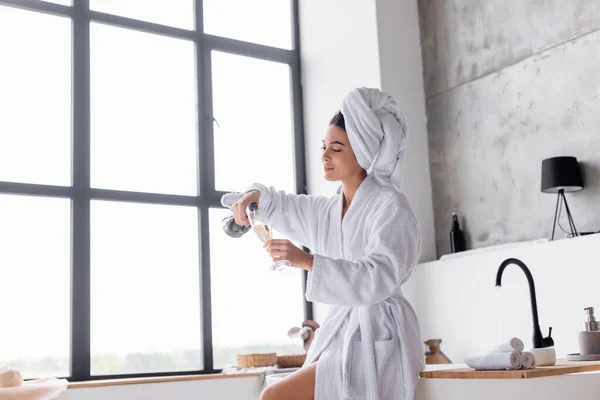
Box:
left=253, top=224, right=273, bottom=243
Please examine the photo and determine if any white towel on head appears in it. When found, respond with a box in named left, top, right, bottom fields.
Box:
left=490, top=337, right=524, bottom=354
left=341, top=87, right=407, bottom=192
left=465, top=351, right=522, bottom=371
left=520, top=351, right=537, bottom=369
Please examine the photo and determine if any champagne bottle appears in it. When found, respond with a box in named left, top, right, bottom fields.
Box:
left=449, top=213, right=466, bottom=253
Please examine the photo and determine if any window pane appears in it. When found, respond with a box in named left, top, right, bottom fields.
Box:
left=91, top=201, right=201, bottom=375
left=90, top=0, right=193, bottom=29
left=0, top=7, right=71, bottom=186
left=204, top=0, right=292, bottom=49
left=90, top=23, right=197, bottom=195
left=209, top=208, right=304, bottom=368
left=0, top=195, right=70, bottom=379
left=212, top=52, right=296, bottom=193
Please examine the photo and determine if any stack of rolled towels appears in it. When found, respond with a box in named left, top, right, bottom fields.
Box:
left=465, top=337, right=537, bottom=371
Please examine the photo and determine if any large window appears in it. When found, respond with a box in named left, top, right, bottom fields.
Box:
left=0, top=0, right=307, bottom=381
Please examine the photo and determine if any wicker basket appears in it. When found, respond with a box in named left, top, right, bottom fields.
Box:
left=236, top=353, right=277, bottom=368
left=276, top=354, right=307, bottom=368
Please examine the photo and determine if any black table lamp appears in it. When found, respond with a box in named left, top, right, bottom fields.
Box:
left=541, top=156, right=583, bottom=240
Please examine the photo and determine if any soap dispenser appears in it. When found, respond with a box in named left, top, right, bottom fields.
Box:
left=578, top=307, right=600, bottom=356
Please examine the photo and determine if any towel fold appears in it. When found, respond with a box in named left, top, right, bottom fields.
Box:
left=520, top=351, right=537, bottom=369
left=341, top=87, right=407, bottom=192
left=490, top=337, right=524, bottom=354
left=465, top=351, right=522, bottom=371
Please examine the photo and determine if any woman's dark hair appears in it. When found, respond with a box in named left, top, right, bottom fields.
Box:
left=329, top=111, right=345, bottom=131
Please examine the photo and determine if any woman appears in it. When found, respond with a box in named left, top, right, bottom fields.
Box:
left=223, top=87, right=424, bottom=400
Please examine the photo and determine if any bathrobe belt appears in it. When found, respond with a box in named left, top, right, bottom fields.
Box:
left=342, top=292, right=404, bottom=400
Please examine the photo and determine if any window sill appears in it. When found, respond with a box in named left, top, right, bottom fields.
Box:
left=68, top=372, right=262, bottom=389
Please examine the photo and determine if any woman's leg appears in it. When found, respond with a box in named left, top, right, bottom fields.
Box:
left=260, top=362, right=317, bottom=400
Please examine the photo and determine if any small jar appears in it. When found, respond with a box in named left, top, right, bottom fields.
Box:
left=425, top=339, right=452, bottom=364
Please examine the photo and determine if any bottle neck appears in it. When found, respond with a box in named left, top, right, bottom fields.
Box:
left=426, top=340, right=441, bottom=353
left=451, top=216, right=460, bottom=231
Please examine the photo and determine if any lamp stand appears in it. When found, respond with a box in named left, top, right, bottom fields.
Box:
left=551, top=189, right=578, bottom=240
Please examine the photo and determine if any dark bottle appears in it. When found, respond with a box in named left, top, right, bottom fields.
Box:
left=449, top=213, right=466, bottom=253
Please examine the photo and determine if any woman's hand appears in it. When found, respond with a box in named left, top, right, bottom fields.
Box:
left=264, top=239, right=313, bottom=271
left=232, top=191, right=260, bottom=226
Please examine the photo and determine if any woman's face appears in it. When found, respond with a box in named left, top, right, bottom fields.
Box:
left=321, top=124, right=363, bottom=181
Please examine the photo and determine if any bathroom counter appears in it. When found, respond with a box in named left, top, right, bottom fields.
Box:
left=420, top=359, right=600, bottom=379
left=416, top=363, right=600, bottom=399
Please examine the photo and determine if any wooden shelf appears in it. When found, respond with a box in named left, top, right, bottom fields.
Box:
left=68, top=372, right=262, bottom=388
left=420, top=359, right=600, bottom=379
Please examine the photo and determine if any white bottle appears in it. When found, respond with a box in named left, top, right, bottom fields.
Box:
left=578, top=307, right=600, bottom=356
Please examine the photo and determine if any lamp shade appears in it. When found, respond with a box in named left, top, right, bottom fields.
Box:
left=541, top=156, right=583, bottom=193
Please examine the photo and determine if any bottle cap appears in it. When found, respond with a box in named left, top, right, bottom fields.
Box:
left=584, top=307, right=599, bottom=331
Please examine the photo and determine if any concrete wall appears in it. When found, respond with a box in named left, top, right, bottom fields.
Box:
left=419, top=0, right=600, bottom=256
left=419, top=0, right=600, bottom=98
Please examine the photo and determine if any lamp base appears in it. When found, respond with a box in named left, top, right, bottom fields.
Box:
left=550, top=189, right=578, bottom=240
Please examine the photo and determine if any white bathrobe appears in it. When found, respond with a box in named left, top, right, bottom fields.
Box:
left=245, top=174, right=424, bottom=400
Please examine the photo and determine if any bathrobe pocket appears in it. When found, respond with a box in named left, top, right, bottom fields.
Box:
left=344, top=338, right=403, bottom=400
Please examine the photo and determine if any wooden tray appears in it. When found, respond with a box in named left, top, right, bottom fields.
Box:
left=420, top=359, right=600, bottom=379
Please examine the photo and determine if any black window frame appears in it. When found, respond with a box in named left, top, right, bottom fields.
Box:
left=0, top=0, right=311, bottom=382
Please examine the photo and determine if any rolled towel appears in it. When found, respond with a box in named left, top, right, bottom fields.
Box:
left=490, top=337, right=524, bottom=354
left=465, top=351, right=522, bottom=371
left=521, top=351, right=537, bottom=369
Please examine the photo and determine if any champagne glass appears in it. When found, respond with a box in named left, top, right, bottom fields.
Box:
left=246, top=202, right=291, bottom=273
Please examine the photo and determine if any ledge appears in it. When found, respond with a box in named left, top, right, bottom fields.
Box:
left=68, top=372, right=262, bottom=389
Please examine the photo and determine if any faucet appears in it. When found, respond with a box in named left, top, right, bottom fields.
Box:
left=495, top=257, right=554, bottom=349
